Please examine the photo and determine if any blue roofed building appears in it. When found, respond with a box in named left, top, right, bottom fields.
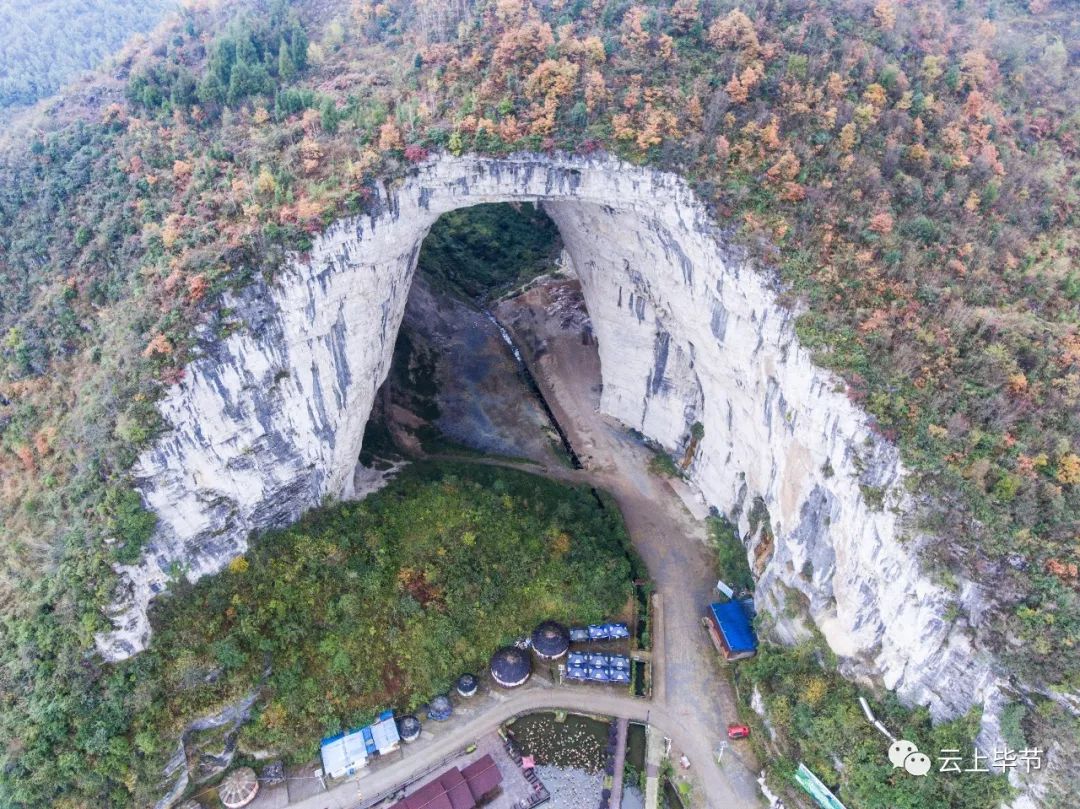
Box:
left=706, top=601, right=758, bottom=661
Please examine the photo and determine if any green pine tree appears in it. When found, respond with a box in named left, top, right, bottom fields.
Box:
left=277, top=37, right=296, bottom=81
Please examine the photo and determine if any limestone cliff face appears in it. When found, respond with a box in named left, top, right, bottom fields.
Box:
left=545, top=196, right=999, bottom=725
left=99, top=153, right=1000, bottom=738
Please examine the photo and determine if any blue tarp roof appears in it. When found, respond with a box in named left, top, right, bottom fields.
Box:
left=362, top=726, right=376, bottom=754
left=709, top=601, right=758, bottom=653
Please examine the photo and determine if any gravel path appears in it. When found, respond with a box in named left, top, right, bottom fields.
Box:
left=534, top=765, right=602, bottom=808
left=531, top=765, right=645, bottom=809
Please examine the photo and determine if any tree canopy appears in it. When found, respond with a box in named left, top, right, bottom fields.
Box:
left=0, top=0, right=174, bottom=116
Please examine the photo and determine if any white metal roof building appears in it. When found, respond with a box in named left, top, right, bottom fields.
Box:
left=320, top=711, right=401, bottom=780
left=320, top=730, right=369, bottom=779
left=368, top=713, right=401, bottom=754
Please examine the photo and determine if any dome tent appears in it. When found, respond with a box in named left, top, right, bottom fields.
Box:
left=456, top=673, right=478, bottom=697
left=399, top=714, right=422, bottom=742
left=530, top=620, right=570, bottom=660
left=427, top=694, right=453, bottom=721
left=490, top=646, right=532, bottom=687
left=218, top=766, right=259, bottom=808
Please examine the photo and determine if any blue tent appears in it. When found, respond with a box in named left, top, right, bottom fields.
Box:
left=566, top=666, right=588, bottom=681
left=610, top=668, right=631, bottom=683
left=427, top=695, right=453, bottom=721
left=362, top=726, right=377, bottom=754
left=708, top=601, right=758, bottom=657
left=603, top=622, right=630, bottom=639
left=586, top=652, right=608, bottom=667
left=608, top=655, right=629, bottom=670
left=589, top=667, right=611, bottom=682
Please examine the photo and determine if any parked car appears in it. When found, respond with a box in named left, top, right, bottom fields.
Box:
left=727, top=723, right=751, bottom=740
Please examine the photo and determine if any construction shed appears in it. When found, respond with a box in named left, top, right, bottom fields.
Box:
left=706, top=601, right=758, bottom=661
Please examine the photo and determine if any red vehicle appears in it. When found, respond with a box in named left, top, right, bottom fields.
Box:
left=727, top=723, right=751, bottom=740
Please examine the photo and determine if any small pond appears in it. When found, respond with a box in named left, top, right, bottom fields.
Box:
left=662, top=777, right=687, bottom=808
left=508, top=711, right=608, bottom=772
left=507, top=712, right=645, bottom=809
left=626, top=721, right=646, bottom=770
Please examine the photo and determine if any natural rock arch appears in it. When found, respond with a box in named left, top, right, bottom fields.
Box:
left=99, top=153, right=996, bottom=731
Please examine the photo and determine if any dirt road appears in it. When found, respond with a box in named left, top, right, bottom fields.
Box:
left=495, top=281, right=763, bottom=808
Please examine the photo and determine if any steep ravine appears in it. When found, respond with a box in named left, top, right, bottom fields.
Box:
left=100, top=153, right=1030, bottom=797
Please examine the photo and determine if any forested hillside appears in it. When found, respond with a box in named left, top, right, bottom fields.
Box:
left=0, top=0, right=175, bottom=116
left=0, top=0, right=1077, bottom=806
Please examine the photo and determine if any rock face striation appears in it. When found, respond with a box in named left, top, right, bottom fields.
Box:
left=99, top=153, right=1001, bottom=735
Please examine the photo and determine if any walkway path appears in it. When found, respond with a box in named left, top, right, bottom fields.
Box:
left=610, top=717, right=629, bottom=809
left=644, top=723, right=665, bottom=809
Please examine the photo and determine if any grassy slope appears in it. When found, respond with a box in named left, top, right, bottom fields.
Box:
left=0, top=0, right=1077, bottom=805
left=737, top=637, right=1015, bottom=809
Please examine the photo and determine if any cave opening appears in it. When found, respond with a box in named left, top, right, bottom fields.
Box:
left=358, top=201, right=600, bottom=483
